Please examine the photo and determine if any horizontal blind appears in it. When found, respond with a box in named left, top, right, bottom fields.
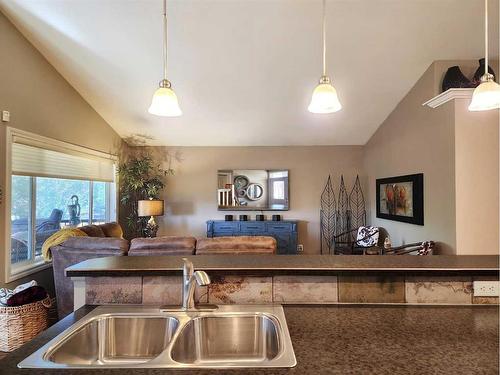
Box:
left=12, top=143, right=115, bottom=182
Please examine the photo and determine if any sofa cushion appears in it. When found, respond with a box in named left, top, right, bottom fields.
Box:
left=61, top=237, right=129, bottom=253
left=128, top=248, right=194, bottom=256
left=195, top=236, right=276, bottom=255
left=99, top=222, right=123, bottom=238
left=78, top=225, right=105, bottom=237
left=128, top=236, right=196, bottom=256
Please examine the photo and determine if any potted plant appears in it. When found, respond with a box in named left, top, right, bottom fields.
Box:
left=117, top=154, right=173, bottom=238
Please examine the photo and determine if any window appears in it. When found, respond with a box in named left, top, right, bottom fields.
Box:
left=268, top=170, right=288, bottom=209
left=272, top=180, right=285, bottom=200
left=10, top=176, right=32, bottom=264
left=10, top=177, right=114, bottom=266
left=6, top=128, right=117, bottom=279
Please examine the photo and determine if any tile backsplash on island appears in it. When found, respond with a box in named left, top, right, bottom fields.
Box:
left=84, top=274, right=498, bottom=306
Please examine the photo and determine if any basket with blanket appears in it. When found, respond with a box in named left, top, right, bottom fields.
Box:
left=0, top=281, right=51, bottom=352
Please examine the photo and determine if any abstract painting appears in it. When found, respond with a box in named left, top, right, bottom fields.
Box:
left=376, top=173, right=423, bottom=225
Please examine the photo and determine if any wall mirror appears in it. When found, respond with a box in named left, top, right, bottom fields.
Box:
left=217, top=169, right=289, bottom=211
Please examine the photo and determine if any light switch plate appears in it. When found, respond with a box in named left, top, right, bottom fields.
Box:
left=297, top=244, right=304, bottom=253
left=473, top=280, right=499, bottom=297
left=1, top=110, right=10, bottom=122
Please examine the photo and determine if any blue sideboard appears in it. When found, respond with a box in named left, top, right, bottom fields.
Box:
left=206, top=220, right=299, bottom=254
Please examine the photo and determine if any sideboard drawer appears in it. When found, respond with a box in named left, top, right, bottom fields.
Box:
left=213, top=222, right=240, bottom=232
left=240, top=222, right=266, bottom=233
left=266, top=223, right=293, bottom=232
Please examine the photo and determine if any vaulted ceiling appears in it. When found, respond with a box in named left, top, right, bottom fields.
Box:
left=1, top=0, right=498, bottom=146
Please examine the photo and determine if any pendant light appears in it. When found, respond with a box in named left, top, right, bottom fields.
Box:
left=308, top=0, right=341, bottom=114
left=468, top=0, right=500, bottom=111
left=148, top=0, right=182, bottom=117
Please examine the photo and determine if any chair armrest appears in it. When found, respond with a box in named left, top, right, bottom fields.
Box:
left=36, top=220, right=59, bottom=232
left=333, top=228, right=358, bottom=240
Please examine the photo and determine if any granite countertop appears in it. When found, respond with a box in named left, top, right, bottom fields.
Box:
left=65, top=254, right=500, bottom=277
left=1, top=304, right=498, bottom=375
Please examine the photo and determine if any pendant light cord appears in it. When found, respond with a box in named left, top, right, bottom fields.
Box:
left=322, top=0, right=326, bottom=77
left=484, top=0, right=488, bottom=76
left=162, top=0, right=168, bottom=80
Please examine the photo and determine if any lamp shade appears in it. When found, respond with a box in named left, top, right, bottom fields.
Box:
left=468, top=79, right=500, bottom=111
left=138, top=200, right=164, bottom=217
left=308, top=78, right=342, bottom=114
left=148, top=87, right=182, bottom=117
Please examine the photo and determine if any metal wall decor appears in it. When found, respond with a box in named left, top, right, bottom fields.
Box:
left=320, top=175, right=336, bottom=254
left=336, top=176, right=349, bottom=243
left=320, top=174, right=367, bottom=254
left=217, top=169, right=289, bottom=211
left=348, top=175, right=366, bottom=236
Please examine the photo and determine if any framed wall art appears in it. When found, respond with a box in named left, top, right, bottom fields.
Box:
left=376, top=173, right=424, bottom=225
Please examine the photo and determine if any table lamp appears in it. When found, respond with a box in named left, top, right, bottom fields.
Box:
left=137, top=199, right=164, bottom=238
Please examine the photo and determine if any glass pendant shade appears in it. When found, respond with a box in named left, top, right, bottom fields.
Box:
left=468, top=0, right=500, bottom=111
left=149, top=0, right=182, bottom=117
left=308, top=76, right=342, bottom=114
left=468, top=75, right=500, bottom=111
left=148, top=81, right=182, bottom=117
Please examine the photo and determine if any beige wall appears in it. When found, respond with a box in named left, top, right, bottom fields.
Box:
left=363, top=63, right=456, bottom=254
left=132, top=146, right=364, bottom=254
left=454, top=99, right=499, bottom=255
left=0, top=12, right=123, bottom=287
left=364, top=60, right=499, bottom=255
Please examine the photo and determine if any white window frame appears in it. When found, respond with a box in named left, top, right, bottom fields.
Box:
left=4, top=128, right=118, bottom=283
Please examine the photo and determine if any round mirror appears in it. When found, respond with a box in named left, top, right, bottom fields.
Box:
left=245, top=183, right=264, bottom=201
left=233, top=175, right=249, bottom=190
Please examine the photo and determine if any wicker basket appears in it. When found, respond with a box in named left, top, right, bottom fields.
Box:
left=0, top=296, right=51, bottom=352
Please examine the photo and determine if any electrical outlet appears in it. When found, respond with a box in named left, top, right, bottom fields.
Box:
left=297, top=244, right=304, bottom=253
left=473, top=280, right=500, bottom=297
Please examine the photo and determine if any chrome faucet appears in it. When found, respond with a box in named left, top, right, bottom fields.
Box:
left=182, top=258, right=211, bottom=311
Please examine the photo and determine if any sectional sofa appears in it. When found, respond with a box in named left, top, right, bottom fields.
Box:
left=50, top=222, right=276, bottom=318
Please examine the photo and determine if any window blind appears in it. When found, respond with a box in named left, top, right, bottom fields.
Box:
left=12, top=143, right=115, bottom=182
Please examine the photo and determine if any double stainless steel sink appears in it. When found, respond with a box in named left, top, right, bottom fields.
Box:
left=18, top=305, right=296, bottom=369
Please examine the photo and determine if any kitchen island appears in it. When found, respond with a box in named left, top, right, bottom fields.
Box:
left=64, top=255, right=499, bottom=310
left=1, top=304, right=498, bottom=374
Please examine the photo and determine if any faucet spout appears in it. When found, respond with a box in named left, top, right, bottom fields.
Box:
left=193, top=270, right=211, bottom=286
left=182, top=258, right=211, bottom=310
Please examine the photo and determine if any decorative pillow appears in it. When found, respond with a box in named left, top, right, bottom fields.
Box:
left=100, top=222, right=123, bottom=238
left=356, top=226, right=379, bottom=247
left=78, top=225, right=105, bottom=237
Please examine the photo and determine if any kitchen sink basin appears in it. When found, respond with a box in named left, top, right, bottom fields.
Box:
left=18, top=305, right=296, bottom=369
left=46, top=315, right=179, bottom=365
left=171, top=315, right=280, bottom=365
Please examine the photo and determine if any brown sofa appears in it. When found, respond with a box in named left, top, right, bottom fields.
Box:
left=128, top=236, right=196, bottom=256
left=51, top=223, right=128, bottom=318
left=195, top=236, right=276, bottom=255
left=50, top=224, right=277, bottom=318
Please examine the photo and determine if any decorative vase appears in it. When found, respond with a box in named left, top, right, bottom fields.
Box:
left=272, top=215, right=282, bottom=221
left=472, top=58, right=496, bottom=86
left=67, top=195, right=81, bottom=226
left=256, top=214, right=265, bottom=221
left=225, top=215, right=233, bottom=221
left=442, top=66, right=473, bottom=92
left=239, top=215, right=248, bottom=221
